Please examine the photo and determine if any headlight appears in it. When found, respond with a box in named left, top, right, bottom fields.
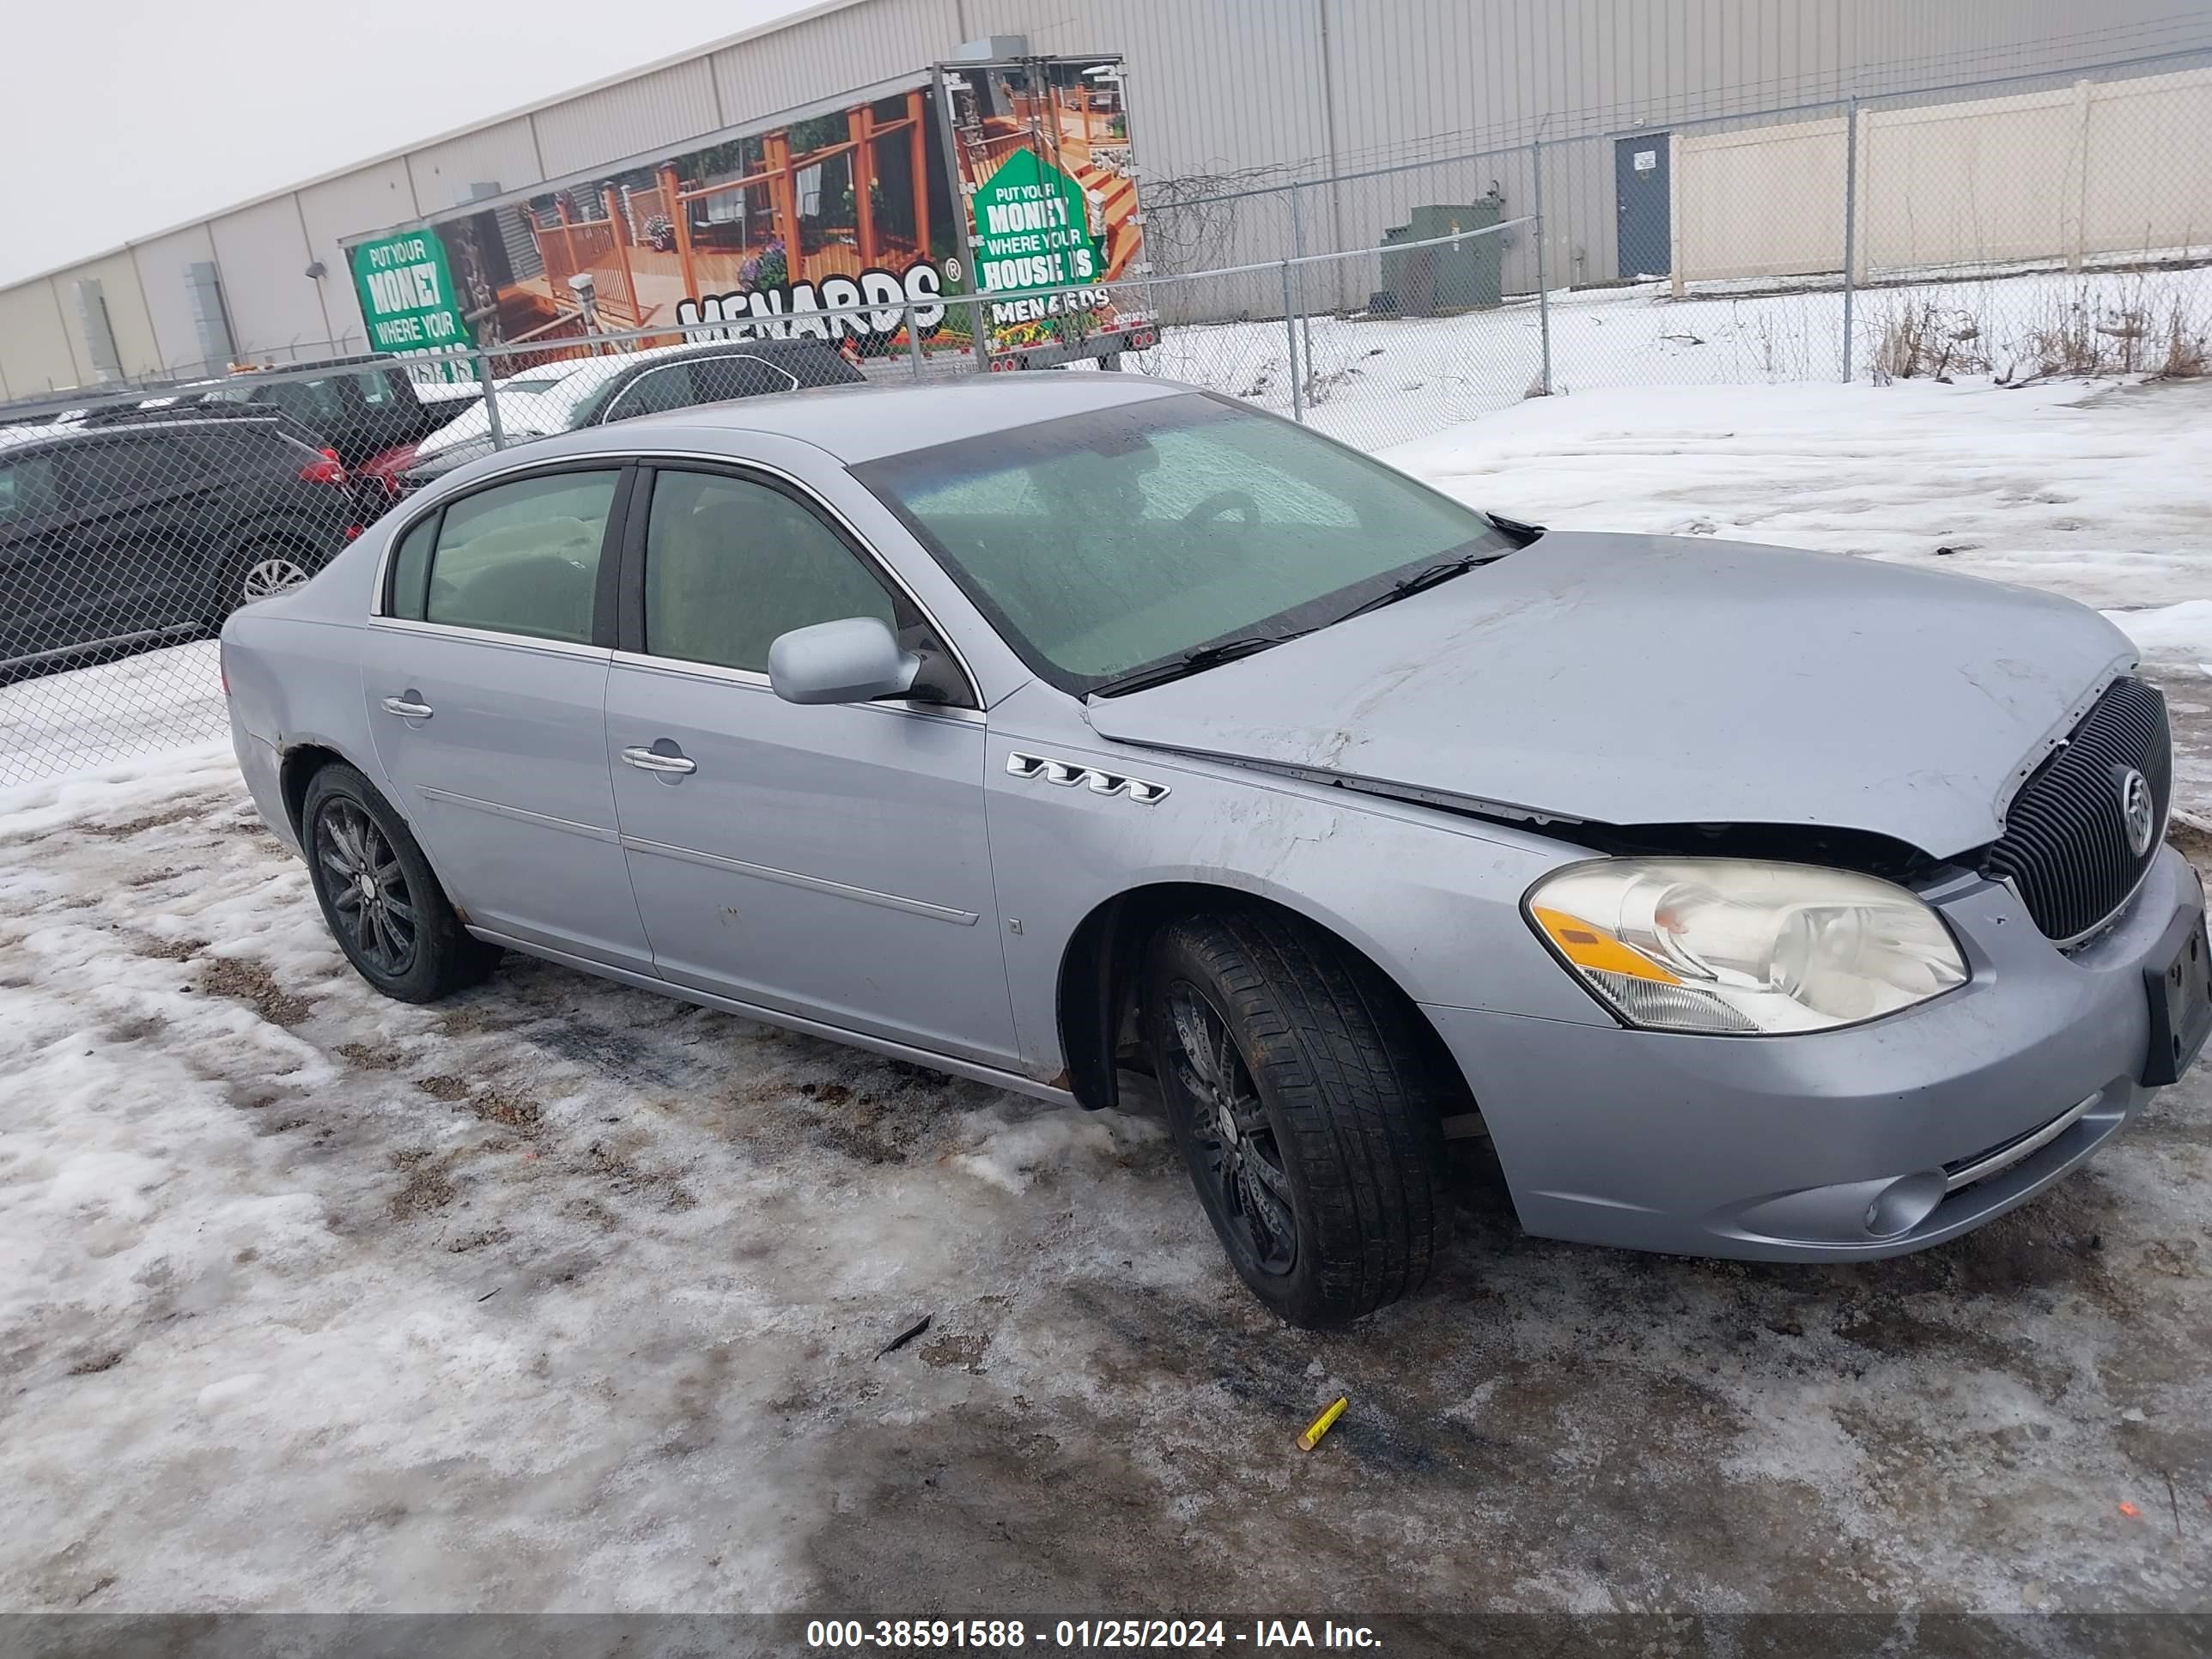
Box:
left=1525, top=859, right=1966, bottom=1035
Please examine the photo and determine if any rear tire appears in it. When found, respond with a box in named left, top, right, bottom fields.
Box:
left=301, top=761, right=500, bottom=1003
left=212, top=541, right=313, bottom=628
left=1142, top=908, right=1453, bottom=1328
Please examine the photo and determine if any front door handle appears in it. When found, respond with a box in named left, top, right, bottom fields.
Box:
left=380, top=693, right=434, bottom=720
left=621, top=744, right=696, bottom=775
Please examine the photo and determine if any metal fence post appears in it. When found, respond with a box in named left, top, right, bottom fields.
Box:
left=970, top=293, right=992, bottom=376
left=1532, top=137, right=1553, bottom=397
left=905, top=299, right=925, bottom=380
left=1291, top=186, right=1314, bottom=383
left=1840, top=95, right=1861, bottom=384
left=478, top=349, right=506, bottom=450
left=1282, top=259, right=1304, bottom=422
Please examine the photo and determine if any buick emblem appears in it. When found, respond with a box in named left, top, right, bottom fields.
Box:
left=2118, top=768, right=2157, bottom=858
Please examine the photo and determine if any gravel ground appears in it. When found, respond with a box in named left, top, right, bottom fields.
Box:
left=1, top=754, right=2208, bottom=1622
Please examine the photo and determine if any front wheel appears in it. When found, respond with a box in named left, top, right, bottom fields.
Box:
left=1142, top=909, right=1454, bottom=1328
left=301, top=762, right=500, bottom=1002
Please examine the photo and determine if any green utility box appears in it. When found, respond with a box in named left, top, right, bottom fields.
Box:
left=1375, top=192, right=1505, bottom=316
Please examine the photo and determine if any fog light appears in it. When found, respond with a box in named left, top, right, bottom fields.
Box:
left=1863, top=1170, right=1946, bottom=1240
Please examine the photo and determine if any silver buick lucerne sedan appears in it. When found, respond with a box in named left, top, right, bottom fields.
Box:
left=222, top=374, right=2209, bottom=1328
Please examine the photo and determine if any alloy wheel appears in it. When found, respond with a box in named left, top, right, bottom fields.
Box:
left=314, top=798, right=417, bottom=977
left=240, top=556, right=310, bottom=602
left=1164, top=980, right=1297, bottom=1276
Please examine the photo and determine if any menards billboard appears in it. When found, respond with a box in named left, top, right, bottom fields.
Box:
left=344, top=55, right=1149, bottom=373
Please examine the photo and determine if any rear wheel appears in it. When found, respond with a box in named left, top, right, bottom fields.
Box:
left=1142, top=908, right=1453, bottom=1328
left=301, top=762, right=499, bottom=1002
left=210, top=541, right=312, bottom=629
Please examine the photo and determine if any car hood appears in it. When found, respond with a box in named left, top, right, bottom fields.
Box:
left=1083, top=531, right=2136, bottom=860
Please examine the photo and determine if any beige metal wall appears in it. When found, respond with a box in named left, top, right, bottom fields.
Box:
left=1670, top=64, right=2212, bottom=284
left=4, top=0, right=2209, bottom=395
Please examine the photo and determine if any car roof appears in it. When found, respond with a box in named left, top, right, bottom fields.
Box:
left=0, top=414, right=288, bottom=455
left=538, top=372, right=1191, bottom=465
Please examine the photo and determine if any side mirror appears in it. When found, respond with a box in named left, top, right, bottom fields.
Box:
left=767, top=616, right=921, bottom=705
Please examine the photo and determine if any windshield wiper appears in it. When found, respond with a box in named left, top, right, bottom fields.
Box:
left=1089, top=632, right=1309, bottom=698
left=1334, top=551, right=1502, bottom=623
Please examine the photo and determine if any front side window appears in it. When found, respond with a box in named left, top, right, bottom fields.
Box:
left=420, top=470, right=618, bottom=642
left=854, top=392, right=1513, bottom=694
left=641, top=469, right=896, bottom=673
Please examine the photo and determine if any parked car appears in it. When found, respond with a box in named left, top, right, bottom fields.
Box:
left=221, top=376, right=2209, bottom=1328
left=194, top=356, right=477, bottom=469
left=362, top=337, right=866, bottom=504
left=3, top=416, right=360, bottom=677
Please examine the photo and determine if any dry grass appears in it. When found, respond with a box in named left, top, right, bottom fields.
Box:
left=1871, top=272, right=2210, bottom=385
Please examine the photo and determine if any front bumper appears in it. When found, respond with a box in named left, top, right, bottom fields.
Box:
left=1424, top=846, right=2205, bottom=1261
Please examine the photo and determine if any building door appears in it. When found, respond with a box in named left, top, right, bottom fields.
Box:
left=1614, top=134, right=1672, bottom=279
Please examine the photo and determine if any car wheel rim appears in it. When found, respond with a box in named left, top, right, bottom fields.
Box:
left=1164, top=980, right=1297, bottom=1277
left=314, top=798, right=417, bottom=977
left=241, top=556, right=308, bottom=601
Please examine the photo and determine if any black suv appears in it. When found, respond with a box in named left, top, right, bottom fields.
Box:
left=196, top=356, right=478, bottom=467
left=0, top=416, right=361, bottom=678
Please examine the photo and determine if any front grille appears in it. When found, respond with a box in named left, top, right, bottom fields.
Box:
left=1981, top=677, right=2170, bottom=943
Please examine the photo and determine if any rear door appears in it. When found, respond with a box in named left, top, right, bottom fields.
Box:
left=361, top=464, right=653, bottom=970
left=50, top=431, right=226, bottom=648
left=602, top=461, right=1018, bottom=1066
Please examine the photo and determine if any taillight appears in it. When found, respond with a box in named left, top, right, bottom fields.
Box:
left=344, top=526, right=364, bottom=540
left=301, top=453, right=347, bottom=485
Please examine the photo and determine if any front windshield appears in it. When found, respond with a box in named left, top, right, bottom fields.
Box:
left=854, top=392, right=1513, bottom=695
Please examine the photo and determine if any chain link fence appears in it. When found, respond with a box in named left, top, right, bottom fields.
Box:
left=7, top=52, right=2210, bottom=789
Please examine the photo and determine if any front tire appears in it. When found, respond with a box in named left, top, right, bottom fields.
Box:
left=1142, top=909, right=1453, bottom=1328
left=301, top=762, right=499, bottom=1002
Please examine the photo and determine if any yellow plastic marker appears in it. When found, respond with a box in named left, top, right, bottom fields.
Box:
left=1298, top=1395, right=1349, bottom=1452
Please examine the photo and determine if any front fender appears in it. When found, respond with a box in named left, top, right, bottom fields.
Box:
left=982, top=701, right=1613, bottom=1080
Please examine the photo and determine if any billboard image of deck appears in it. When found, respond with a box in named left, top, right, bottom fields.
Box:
left=351, top=55, right=1147, bottom=372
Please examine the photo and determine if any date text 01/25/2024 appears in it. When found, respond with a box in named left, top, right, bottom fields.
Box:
left=805, top=1620, right=1382, bottom=1650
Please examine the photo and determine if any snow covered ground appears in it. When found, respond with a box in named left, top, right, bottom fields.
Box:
left=3, top=748, right=2208, bottom=1619
left=3, top=326, right=2210, bottom=1620
left=1139, top=261, right=2212, bottom=452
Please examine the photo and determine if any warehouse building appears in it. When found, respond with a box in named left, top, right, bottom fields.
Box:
left=3, top=0, right=2205, bottom=397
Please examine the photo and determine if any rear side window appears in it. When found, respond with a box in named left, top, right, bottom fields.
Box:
left=421, top=471, right=619, bottom=643
left=0, top=453, right=61, bottom=525
left=602, top=364, right=694, bottom=423
left=262, top=378, right=349, bottom=430
left=356, top=371, right=400, bottom=409
left=641, top=468, right=895, bottom=673
left=56, top=434, right=198, bottom=505
left=690, top=355, right=801, bottom=402
left=386, top=513, right=439, bottom=621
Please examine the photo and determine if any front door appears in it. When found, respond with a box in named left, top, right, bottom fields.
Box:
left=604, top=463, right=1018, bottom=1068
left=362, top=465, right=652, bottom=971
left=1614, top=133, right=1673, bottom=279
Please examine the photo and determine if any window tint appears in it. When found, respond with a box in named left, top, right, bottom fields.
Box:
left=57, top=434, right=198, bottom=505
left=261, top=378, right=349, bottom=429
left=0, top=453, right=61, bottom=525
left=690, top=354, right=800, bottom=403
left=356, top=371, right=399, bottom=409
left=856, top=393, right=1509, bottom=691
left=642, top=470, right=895, bottom=673
left=423, top=471, right=619, bottom=642
left=386, top=511, right=440, bottom=620
left=603, top=364, right=694, bottom=423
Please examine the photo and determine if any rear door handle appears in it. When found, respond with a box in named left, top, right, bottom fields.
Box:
left=621, top=744, right=696, bottom=775
left=380, top=693, right=434, bottom=719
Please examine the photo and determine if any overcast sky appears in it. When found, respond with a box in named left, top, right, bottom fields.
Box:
left=0, top=0, right=818, bottom=289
